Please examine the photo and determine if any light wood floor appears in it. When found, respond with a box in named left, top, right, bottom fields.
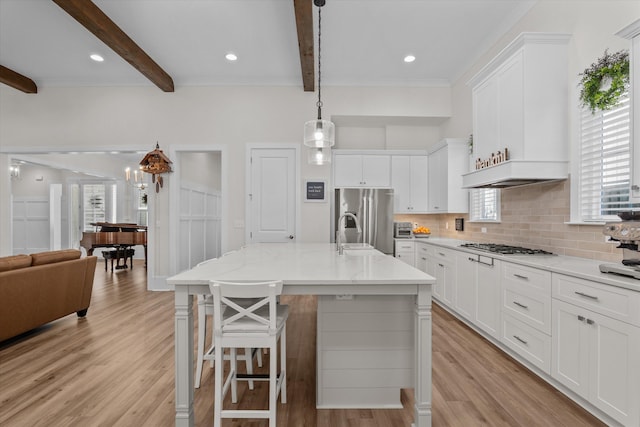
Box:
left=0, top=261, right=605, bottom=426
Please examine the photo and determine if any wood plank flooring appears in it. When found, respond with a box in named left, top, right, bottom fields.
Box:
left=0, top=262, right=606, bottom=426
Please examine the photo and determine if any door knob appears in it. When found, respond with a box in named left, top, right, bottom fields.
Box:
left=288, top=235, right=294, bottom=239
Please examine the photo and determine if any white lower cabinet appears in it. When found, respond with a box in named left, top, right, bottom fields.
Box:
left=552, top=275, right=640, bottom=427
left=432, top=248, right=456, bottom=306
left=475, top=257, right=501, bottom=339
left=394, top=240, right=415, bottom=267
left=454, top=253, right=477, bottom=321
left=502, top=312, right=551, bottom=374
left=499, top=262, right=552, bottom=374
left=415, top=241, right=431, bottom=275
left=416, top=242, right=640, bottom=426
left=453, top=253, right=501, bottom=339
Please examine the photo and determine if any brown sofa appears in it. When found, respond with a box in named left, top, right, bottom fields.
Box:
left=0, top=249, right=98, bottom=342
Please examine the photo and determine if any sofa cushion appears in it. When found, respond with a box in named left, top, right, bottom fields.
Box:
left=31, top=249, right=81, bottom=266
left=0, top=254, right=32, bottom=272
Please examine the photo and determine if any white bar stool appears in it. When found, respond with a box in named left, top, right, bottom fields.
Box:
left=210, top=280, right=289, bottom=427
left=194, top=259, right=262, bottom=389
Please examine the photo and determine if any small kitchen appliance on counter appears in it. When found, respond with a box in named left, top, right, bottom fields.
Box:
left=394, top=222, right=413, bottom=238
left=600, top=212, right=640, bottom=279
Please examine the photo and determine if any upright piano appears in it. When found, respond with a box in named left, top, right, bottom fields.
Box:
left=80, top=222, right=147, bottom=269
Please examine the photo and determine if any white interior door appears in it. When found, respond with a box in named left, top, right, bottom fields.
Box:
left=249, top=148, right=297, bottom=243
left=12, top=197, right=49, bottom=254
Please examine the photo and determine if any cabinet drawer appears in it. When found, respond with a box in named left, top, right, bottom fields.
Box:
left=552, top=274, right=640, bottom=327
left=502, top=262, right=551, bottom=295
left=395, top=241, right=415, bottom=251
left=415, top=242, right=433, bottom=256
left=502, top=287, right=551, bottom=334
left=432, top=247, right=456, bottom=262
left=501, top=313, right=551, bottom=374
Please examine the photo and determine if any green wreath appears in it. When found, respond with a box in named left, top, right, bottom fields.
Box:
left=579, top=49, right=629, bottom=114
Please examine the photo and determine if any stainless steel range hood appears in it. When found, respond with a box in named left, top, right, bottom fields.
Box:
left=461, top=160, right=568, bottom=189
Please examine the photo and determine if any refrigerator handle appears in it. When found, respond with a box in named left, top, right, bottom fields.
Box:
left=361, top=195, right=367, bottom=245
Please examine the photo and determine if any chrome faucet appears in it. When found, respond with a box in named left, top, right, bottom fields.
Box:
left=336, top=212, right=362, bottom=254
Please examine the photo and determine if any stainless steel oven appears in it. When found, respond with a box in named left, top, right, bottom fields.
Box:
left=394, top=222, right=413, bottom=238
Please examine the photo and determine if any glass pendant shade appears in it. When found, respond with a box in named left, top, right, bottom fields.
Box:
left=307, top=146, right=332, bottom=165
left=304, top=119, right=335, bottom=148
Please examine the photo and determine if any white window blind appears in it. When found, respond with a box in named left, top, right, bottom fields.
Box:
left=469, top=188, right=500, bottom=222
left=83, top=184, right=106, bottom=231
left=579, top=94, right=637, bottom=221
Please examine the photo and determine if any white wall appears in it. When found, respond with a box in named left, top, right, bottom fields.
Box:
left=180, top=152, right=221, bottom=190
left=0, top=85, right=451, bottom=280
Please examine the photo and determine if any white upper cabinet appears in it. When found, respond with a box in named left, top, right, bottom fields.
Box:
left=464, top=33, right=571, bottom=188
left=427, top=139, right=469, bottom=213
left=333, top=153, right=391, bottom=188
left=469, top=33, right=570, bottom=162
left=391, top=155, right=428, bottom=213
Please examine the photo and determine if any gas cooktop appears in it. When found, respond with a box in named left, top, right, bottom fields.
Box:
left=459, top=243, right=555, bottom=255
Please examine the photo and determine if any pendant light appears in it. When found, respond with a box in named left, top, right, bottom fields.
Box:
left=304, top=0, right=334, bottom=157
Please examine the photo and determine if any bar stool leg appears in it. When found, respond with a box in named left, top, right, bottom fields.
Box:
left=280, top=325, right=287, bottom=403
left=269, top=342, right=277, bottom=426
left=244, top=347, right=255, bottom=390
left=230, top=347, right=238, bottom=403
left=213, top=340, right=223, bottom=427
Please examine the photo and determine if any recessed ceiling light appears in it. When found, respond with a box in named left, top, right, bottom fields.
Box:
left=404, top=55, right=416, bottom=63
left=90, top=54, right=104, bottom=62
left=225, top=53, right=238, bottom=61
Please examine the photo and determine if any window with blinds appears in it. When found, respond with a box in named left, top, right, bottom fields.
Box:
left=579, top=94, right=637, bottom=221
left=82, top=183, right=117, bottom=231
left=83, top=184, right=106, bottom=231
left=469, top=188, right=500, bottom=222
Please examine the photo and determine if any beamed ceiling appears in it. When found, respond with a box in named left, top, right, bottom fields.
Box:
left=0, top=0, right=537, bottom=94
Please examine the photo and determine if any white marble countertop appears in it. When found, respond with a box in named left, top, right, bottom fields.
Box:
left=417, top=237, right=640, bottom=293
left=168, top=242, right=434, bottom=286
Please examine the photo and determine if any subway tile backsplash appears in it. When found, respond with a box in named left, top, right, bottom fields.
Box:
left=395, top=179, right=622, bottom=263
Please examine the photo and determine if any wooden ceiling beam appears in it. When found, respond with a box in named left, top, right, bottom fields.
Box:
left=0, top=65, right=38, bottom=93
left=52, top=0, right=174, bottom=92
left=293, top=0, right=315, bottom=92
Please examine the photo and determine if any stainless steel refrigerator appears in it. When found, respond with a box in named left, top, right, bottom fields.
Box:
left=333, top=188, right=394, bottom=255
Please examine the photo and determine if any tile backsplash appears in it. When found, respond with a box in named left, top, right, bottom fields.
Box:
left=395, top=179, right=622, bottom=263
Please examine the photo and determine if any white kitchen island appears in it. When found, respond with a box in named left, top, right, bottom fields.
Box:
left=167, top=243, right=434, bottom=427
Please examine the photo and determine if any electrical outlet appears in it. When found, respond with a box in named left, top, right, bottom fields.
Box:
left=481, top=227, right=487, bottom=233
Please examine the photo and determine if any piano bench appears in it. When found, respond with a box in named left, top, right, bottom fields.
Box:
left=103, top=248, right=135, bottom=272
